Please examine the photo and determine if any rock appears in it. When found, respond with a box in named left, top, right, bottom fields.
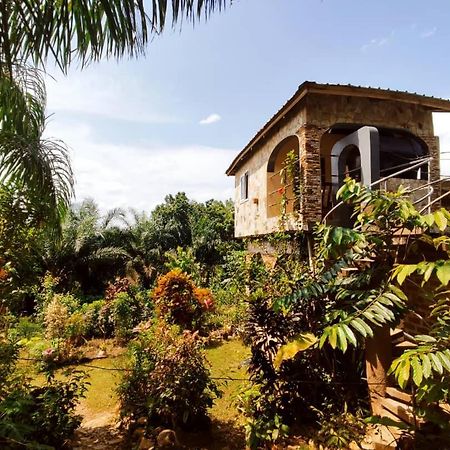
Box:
left=138, top=436, right=154, bottom=449
left=96, top=350, right=107, bottom=358
left=156, top=429, right=178, bottom=447
left=349, top=441, right=362, bottom=450
left=137, top=416, right=148, bottom=425
left=133, top=427, right=146, bottom=440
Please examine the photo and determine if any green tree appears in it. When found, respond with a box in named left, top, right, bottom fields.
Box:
left=0, top=1, right=230, bottom=225
left=43, top=199, right=130, bottom=294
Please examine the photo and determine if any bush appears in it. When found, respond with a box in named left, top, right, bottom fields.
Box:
left=152, top=269, right=212, bottom=330
left=118, top=325, right=220, bottom=429
left=44, top=296, right=70, bottom=341
left=13, top=317, right=42, bottom=340
left=79, top=299, right=106, bottom=338
left=98, top=289, right=150, bottom=340
left=0, top=332, right=87, bottom=448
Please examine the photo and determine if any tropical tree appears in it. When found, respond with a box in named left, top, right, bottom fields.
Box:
left=0, top=0, right=230, bottom=225
left=43, top=199, right=130, bottom=294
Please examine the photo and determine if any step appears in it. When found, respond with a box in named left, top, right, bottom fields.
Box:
left=395, top=340, right=417, bottom=350
left=386, top=387, right=412, bottom=404
left=380, top=397, right=417, bottom=426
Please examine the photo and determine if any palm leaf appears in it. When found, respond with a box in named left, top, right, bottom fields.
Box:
left=5, top=0, right=230, bottom=72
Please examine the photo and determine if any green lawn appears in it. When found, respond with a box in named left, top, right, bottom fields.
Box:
left=206, top=339, right=250, bottom=422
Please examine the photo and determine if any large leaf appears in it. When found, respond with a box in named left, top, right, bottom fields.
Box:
left=436, top=262, right=450, bottom=286
left=274, top=333, right=317, bottom=369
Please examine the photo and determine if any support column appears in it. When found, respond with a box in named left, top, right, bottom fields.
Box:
left=298, top=124, right=323, bottom=229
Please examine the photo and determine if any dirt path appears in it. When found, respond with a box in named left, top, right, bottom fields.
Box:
left=71, top=405, right=125, bottom=450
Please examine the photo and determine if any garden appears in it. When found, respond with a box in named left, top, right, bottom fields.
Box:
left=1, top=2, right=450, bottom=449
left=1, top=180, right=450, bottom=449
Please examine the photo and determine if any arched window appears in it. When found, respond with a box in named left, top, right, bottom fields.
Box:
left=266, top=136, right=300, bottom=218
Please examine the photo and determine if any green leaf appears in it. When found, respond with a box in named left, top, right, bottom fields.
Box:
left=395, top=265, right=417, bottom=285
left=398, top=359, right=411, bottom=388
left=411, top=356, right=423, bottom=386
left=436, top=263, right=450, bottom=286
left=342, top=323, right=357, bottom=347
left=350, top=318, right=373, bottom=338
left=274, top=333, right=317, bottom=369
left=333, top=227, right=343, bottom=245
left=422, top=213, right=435, bottom=227
left=328, top=327, right=338, bottom=349
left=434, top=210, right=448, bottom=231
left=336, top=326, right=348, bottom=353
left=420, top=354, right=432, bottom=379
left=423, top=263, right=435, bottom=283
left=429, top=353, right=443, bottom=375
left=437, top=351, right=450, bottom=372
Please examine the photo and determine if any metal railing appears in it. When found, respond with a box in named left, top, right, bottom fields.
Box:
left=322, top=157, right=434, bottom=223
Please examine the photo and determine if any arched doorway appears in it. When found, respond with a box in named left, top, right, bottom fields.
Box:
left=266, top=136, right=300, bottom=218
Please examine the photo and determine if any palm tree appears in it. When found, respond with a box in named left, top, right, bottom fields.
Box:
left=43, top=199, right=131, bottom=293
left=0, top=0, right=230, bottom=226
left=0, top=63, right=73, bottom=229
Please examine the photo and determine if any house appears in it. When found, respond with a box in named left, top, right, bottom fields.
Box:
left=227, top=83, right=450, bottom=438
left=226, top=81, right=450, bottom=238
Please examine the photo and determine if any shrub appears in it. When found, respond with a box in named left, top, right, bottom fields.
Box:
left=118, top=325, right=220, bottom=429
left=0, top=370, right=87, bottom=448
left=105, top=277, right=132, bottom=302
left=44, top=296, right=70, bottom=341
left=13, top=317, right=42, bottom=340
left=152, top=269, right=212, bottom=330
left=80, top=299, right=105, bottom=338
left=0, top=332, right=87, bottom=448
left=111, top=292, right=145, bottom=340
left=98, top=289, right=150, bottom=340
left=43, top=296, right=82, bottom=363
left=66, top=311, right=85, bottom=345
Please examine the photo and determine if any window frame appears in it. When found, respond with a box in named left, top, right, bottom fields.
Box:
left=240, top=171, right=249, bottom=202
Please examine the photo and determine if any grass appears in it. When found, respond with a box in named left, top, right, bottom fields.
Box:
left=77, top=338, right=250, bottom=421
left=206, top=339, right=250, bottom=422
left=78, top=355, right=127, bottom=415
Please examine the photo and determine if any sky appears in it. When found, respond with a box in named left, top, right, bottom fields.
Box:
left=43, top=0, right=450, bottom=212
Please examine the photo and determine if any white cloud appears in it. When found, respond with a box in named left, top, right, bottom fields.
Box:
left=199, top=113, right=222, bottom=125
left=420, top=27, right=437, bottom=38
left=44, top=120, right=235, bottom=212
left=45, top=68, right=181, bottom=125
left=361, top=32, right=393, bottom=52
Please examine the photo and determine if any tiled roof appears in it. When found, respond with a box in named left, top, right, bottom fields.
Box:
left=226, top=81, right=450, bottom=176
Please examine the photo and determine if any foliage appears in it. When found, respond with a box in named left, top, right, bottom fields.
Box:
left=237, top=383, right=289, bottom=449
left=316, top=407, right=365, bottom=449
left=0, top=62, right=74, bottom=230
left=0, top=327, right=87, bottom=448
left=165, top=246, right=201, bottom=283
left=152, top=269, right=212, bottom=330
left=79, top=299, right=106, bottom=338
left=269, top=179, right=450, bottom=443
left=118, top=325, right=220, bottom=429
left=1, top=1, right=229, bottom=72
left=98, top=280, right=150, bottom=340
left=43, top=201, right=130, bottom=294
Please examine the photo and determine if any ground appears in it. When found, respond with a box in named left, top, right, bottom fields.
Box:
left=65, top=339, right=250, bottom=449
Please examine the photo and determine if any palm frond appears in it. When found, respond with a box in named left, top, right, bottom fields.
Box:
left=5, top=0, right=230, bottom=72
left=0, top=133, right=73, bottom=229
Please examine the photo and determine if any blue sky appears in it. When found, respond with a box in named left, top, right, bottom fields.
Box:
left=44, top=0, right=450, bottom=211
